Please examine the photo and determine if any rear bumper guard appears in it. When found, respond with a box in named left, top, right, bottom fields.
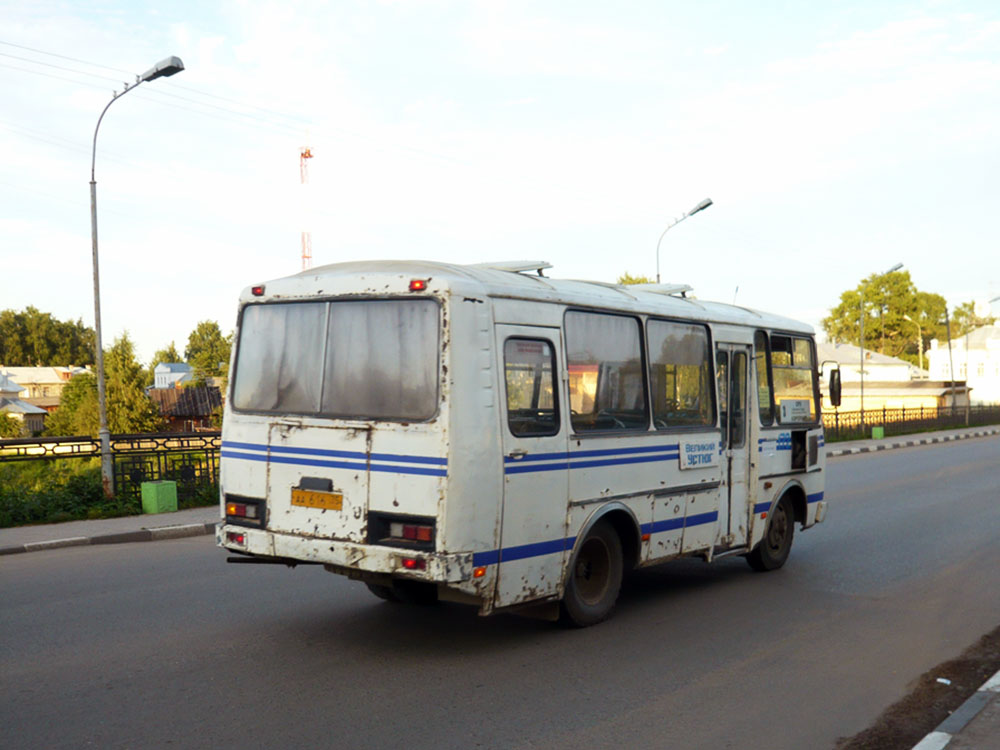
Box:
left=217, top=524, right=472, bottom=583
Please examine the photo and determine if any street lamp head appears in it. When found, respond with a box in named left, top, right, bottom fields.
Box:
left=885, top=262, right=903, bottom=274
left=141, top=56, right=185, bottom=82
left=689, top=198, right=713, bottom=215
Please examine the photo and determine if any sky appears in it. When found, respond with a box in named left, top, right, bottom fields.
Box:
left=1, top=0, right=998, bottom=366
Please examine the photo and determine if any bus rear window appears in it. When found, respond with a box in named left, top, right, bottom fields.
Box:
left=232, top=299, right=439, bottom=421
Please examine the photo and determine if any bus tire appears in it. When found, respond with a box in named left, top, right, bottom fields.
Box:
left=392, top=580, right=439, bottom=605
left=747, top=494, right=794, bottom=572
left=560, top=521, right=623, bottom=627
left=365, top=583, right=400, bottom=602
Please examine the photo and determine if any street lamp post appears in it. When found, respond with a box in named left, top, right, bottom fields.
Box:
left=859, top=262, right=903, bottom=429
left=90, top=55, right=184, bottom=498
left=655, top=198, right=713, bottom=284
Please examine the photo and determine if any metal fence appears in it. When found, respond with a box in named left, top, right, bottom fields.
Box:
left=0, top=431, right=221, bottom=503
left=822, top=405, right=1000, bottom=442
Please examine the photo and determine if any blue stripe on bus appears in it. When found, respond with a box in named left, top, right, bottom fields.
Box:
left=221, top=449, right=448, bottom=478
left=754, top=492, right=822, bottom=513
left=472, top=511, right=721, bottom=568
left=221, top=440, right=447, bottom=466
left=504, top=444, right=680, bottom=464
left=505, top=450, right=681, bottom=474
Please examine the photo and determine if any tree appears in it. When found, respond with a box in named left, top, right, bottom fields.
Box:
left=145, top=342, right=183, bottom=386
left=105, top=333, right=164, bottom=434
left=0, top=412, right=22, bottom=438
left=951, top=301, right=997, bottom=337
left=0, top=307, right=95, bottom=366
left=44, top=334, right=164, bottom=436
left=617, top=272, right=655, bottom=285
left=822, top=271, right=949, bottom=367
left=185, top=321, right=232, bottom=383
left=43, top=372, right=99, bottom=437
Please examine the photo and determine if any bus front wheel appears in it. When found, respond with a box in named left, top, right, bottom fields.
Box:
left=747, top=494, right=794, bottom=572
left=560, top=521, right=623, bottom=627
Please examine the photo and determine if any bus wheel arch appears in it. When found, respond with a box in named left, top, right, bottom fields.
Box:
left=560, top=505, right=638, bottom=627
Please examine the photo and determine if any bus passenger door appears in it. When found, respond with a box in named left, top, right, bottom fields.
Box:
left=494, top=326, right=569, bottom=609
left=716, top=344, right=750, bottom=547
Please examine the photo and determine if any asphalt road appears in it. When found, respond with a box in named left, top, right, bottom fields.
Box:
left=2, top=436, right=998, bottom=749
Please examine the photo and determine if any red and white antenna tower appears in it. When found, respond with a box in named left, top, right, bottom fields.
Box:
left=300, top=146, right=314, bottom=270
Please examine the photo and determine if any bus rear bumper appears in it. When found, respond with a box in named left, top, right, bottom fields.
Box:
left=217, top=524, right=474, bottom=583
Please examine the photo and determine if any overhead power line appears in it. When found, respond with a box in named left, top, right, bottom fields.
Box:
left=0, top=51, right=122, bottom=83
left=0, top=39, right=131, bottom=74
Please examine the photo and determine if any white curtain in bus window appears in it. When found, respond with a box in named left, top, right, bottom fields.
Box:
left=232, top=302, right=326, bottom=413
left=647, top=320, right=713, bottom=428
left=323, top=299, right=438, bottom=420
left=504, top=338, right=559, bottom=436
left=565, top=311, right=647, bottom=432
left=770, top=335, right=817, bottom=423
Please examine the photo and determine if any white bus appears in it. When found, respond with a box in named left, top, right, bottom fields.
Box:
left=219, top=260, right=828, bottom=626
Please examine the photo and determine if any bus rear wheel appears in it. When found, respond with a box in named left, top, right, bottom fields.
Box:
left=365, top=580, right=438, bottom=605
left=747, top=494, right=794, bottom=572
left=560, top=521, right=623, bottom=627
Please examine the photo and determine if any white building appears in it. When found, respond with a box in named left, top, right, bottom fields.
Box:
left=927, top=324, right=1000, bottom=405
left=0, top=372, right=47, bottom=435
left=0, top=366, right=89, bottom=413
left=816, top=342, right=969, bottom=411
left=153, top=362, right=193, bottom=389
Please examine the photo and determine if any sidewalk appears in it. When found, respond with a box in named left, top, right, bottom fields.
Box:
left=0, top=505, right=219, bottom=555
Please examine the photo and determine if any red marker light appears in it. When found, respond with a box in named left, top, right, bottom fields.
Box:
left=251, top=285, right=265, bottom=296
left=473, top=566, right=487, bottom=579
left=409, top=278, right=428, bottom=292
left=401, top=557, right=426, bottom=571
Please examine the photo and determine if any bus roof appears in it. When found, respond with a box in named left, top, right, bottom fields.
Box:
left=247, top=259, right=814, bottom=335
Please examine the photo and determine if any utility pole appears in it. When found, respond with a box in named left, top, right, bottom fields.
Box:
left=300, top=146, right=314, bottom=271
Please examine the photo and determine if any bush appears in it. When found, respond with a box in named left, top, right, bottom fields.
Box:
left=0, top=459, right=143, bottom=527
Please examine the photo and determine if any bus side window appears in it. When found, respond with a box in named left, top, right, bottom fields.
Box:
left=565, top=311, right=648, bottom=432
left=503, top=338, right=559, bottom=437
left=716, top=350, right=729, bottom=447
left=754, top=330, right=774, bottom=425
left=647, top=320, right=714, bottom=430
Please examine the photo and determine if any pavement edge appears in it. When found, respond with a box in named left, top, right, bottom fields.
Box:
left=827, top=427, right=1000, bottom=458
left=912, top=669, right=1000, bottom=749
left=0, top=522, right=216, bottom=556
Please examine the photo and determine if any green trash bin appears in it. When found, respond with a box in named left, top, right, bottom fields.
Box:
left=871, top=426, right=885, bottom=440
left=141, top=480, right=178, bottom=514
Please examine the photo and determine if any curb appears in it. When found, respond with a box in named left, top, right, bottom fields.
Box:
left=828, top=428, right=1000, bottom=458
left=0, top=522, right=217, bottom=556
left=912, top=669, right=1000, bottom=749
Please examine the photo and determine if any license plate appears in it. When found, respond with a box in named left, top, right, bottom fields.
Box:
left=291, top=488, right=343, bottom=511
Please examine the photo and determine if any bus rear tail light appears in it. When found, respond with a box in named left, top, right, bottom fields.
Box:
left=401, top=557, right=426, bottom=571
left=226, top=502, right=258, bottom=520
left=226, top=531, right=246, bottom=545
left=225, top=495, right=265, bottom=528
left=389, top=522, right=434, bottom=543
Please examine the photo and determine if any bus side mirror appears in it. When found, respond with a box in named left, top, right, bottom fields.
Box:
left=829, top=368, right=842, bottom=408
